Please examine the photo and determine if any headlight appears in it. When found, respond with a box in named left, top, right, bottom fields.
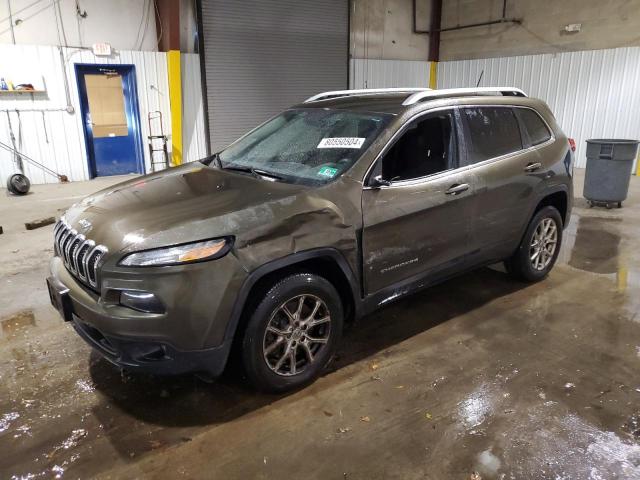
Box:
left=119, top=237, right=232, bottom=267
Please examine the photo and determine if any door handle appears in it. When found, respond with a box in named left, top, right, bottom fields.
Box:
left=524, top=162, right=542, bottom=172
left=445, top=183, right=469, bottom=195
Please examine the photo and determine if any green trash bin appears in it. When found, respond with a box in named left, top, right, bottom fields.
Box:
left=584, top=139, right=639, bottom=208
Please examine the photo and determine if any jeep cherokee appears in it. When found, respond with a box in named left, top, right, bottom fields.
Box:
left=47, top=87, right=573, bottom=392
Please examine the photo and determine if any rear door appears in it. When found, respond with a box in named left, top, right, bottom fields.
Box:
left=362, top=108, right=478, bottom=294
left=460, top=106, right=550, bottom=261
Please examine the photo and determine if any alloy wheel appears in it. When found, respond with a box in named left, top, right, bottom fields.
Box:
left=529, top=217, right=558, bottom=271
left=262, top=294, right=331, bottom=376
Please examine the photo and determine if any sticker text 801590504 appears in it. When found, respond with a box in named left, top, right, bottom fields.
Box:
left=317, top=137, right=365, bottom=149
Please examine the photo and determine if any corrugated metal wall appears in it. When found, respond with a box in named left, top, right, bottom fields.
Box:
left=7, top=43, right=635, bottom=185
left=438, top=47, right=640, bottom=169
left=0, top=45, right=205, bottom=186
left=350, top=59, right=432, bottom=89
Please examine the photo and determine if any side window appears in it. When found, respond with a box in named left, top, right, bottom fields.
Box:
left=462, top=107, right=523, bottom=164
left=517, top=108, right=552, bottom=146
left=379, top=111, right=456, bottom=182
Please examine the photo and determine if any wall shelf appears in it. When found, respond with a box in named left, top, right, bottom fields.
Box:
left=0, top=90, right=47, bottom=94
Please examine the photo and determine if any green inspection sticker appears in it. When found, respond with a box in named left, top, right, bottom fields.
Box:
left=317, top=166, right=338, bottom=178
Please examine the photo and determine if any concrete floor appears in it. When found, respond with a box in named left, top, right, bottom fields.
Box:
left=1, top=169, right=640, bottom=479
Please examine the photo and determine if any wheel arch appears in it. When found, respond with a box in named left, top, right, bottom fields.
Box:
left=224, top=248, right=361, bottom=348
left=510, top=186, right=569, bottom=259
left=533, top=188, right=569, bottom=226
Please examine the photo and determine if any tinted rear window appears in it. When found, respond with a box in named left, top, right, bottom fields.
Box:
left=517, top=108, right=552, bottom=146
left=462, top=107, right=523, bottom=164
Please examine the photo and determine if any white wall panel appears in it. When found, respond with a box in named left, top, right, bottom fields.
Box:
left=350, top=58, right=432, bottom=89
left=0, top=0, right=158, bottom=51
left=181, top=54, right=208, bottom=162
left=0, top=44, right=174, bottom=186
left=438, top=47, right=640, bottom=169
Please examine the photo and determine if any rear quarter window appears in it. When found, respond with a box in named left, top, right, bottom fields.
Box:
left=516, top=108, right=552, bottom=146
left=461, top=107, right=523, bottom=164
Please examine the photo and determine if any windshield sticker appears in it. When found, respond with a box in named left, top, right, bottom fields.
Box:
left=317, top=137, right=365, bottom=149
left=317, top=166, right=338, bottom=178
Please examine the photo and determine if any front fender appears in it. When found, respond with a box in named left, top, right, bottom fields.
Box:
left=219, top=247, right=362, bottom=348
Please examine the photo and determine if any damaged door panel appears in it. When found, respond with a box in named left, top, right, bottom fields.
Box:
left=361, top=108, right=476, bottom=294
left=362, top=170, right=477, bottom=294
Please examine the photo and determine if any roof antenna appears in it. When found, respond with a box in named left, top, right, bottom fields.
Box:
left=476, top=70, right=484, bottom=87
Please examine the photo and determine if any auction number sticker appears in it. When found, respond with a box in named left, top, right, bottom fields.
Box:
left=317, top=137, right=365, bottom=149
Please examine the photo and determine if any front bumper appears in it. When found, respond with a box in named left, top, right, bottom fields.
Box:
left=70, top=312, right=229, bottom=375
left=48, top=254, right=246, bottom=376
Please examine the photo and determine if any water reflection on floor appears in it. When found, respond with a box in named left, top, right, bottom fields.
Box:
left=568, top=216, right=622, bottom=274
left=558, top=206, right=640, bottom=312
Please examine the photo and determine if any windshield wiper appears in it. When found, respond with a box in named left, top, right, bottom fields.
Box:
left=221, top=164, right=252, bottom=174
left=251, top=168, right=283, bottom=181
left=221, top=164, right=283, bottom=181
left=202, top=152, right=222, bottom=168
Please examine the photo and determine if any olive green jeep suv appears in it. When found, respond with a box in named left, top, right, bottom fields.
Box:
left=47, top=87, right=574, bottom=392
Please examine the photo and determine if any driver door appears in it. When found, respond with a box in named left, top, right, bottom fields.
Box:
left=362, top=108, right=477, bottom=294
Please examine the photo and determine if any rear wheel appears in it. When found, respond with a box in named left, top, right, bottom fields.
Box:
left=241, top=273, right=343, bottom=393
left=505, top=206, right=563, bottom=282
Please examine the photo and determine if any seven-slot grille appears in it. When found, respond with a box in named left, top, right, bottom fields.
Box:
left=53, top=218, right=108, bottom=290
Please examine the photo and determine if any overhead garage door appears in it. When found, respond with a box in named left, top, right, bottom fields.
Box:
left=199, top=0, right=349, bottom=152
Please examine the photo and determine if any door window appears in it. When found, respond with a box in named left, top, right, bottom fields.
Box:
left=85, top=73, right=128, bottom=138
left=377, top=111, right=456, bottom=182
left=462, top=107, right=522, bottom=164
left=516, top=108, right=552, bottom=146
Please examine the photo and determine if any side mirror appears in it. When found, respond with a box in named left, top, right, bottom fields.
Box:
left=370, top=175, right=392, bottom=188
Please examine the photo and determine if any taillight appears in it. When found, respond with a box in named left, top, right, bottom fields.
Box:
left=568, top=138, right=576, bottom=152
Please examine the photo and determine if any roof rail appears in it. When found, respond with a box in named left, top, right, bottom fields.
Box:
left=304, top=87, right=431, bottom=103
left=402, top=87, right=527, bottom=106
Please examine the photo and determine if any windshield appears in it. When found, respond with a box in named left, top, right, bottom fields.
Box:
left=217, top=108, right=392, bottom=185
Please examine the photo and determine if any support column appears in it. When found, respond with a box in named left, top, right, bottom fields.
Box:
left=429, top=62, right=438, bottom=89
left=167, top=50, right=182, bottom=166
left=155, top=1, right=182, bottom=166
left=428, top=0, right=442, bottom=89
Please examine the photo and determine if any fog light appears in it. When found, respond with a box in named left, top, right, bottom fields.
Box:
left=119, top=290, right=165, bottom=314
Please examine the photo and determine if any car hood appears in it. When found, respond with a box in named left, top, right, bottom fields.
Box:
left=63, top=163, right=317, bottom=255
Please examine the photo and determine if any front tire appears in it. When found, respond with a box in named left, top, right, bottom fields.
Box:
left=505, top=206, right=563, bottom=282
left=241, top=273, right=343, bottom=393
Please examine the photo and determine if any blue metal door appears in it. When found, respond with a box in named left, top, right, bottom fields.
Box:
left=76, top=64, right=144, bottom=177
